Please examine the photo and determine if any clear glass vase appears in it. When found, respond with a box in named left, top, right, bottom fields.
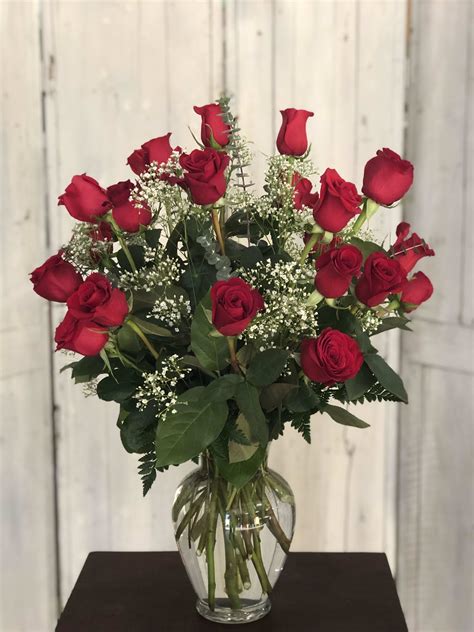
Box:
left=172, top=450, right=295, bottom=624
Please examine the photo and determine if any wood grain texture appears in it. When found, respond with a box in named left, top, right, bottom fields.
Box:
left=397, top=2, right=474, bottom=630
left=0, top=2, right=58, bottom=630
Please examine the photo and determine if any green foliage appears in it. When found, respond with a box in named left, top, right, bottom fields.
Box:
left=349, top=236, right=385, bottom=260
left=234, top=381, right=269, bottom=446
left=61, top=355, right=105, bottom=384
left=215, top=446, right=266, bottom=488
left=345, top=363, right=377, bottom=401
left=372, top=316, right=412, bottom=335
left=97, top=367, right=140, bottom=403
left=246, top=349, right=289, bottom=387
left=364, top=353, right=408, bottom=403
left=322, top=404, right=370, bottom=429
left=290, top=415, right=312, bottom=443
left=155, top=386, right=228, bottom=466
left=138, top=452, right=157, bottom=497
left=190, top=293, right=229, bottom=372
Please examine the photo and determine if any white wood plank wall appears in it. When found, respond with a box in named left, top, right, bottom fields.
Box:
left=0, top=1, right=471, bottom=631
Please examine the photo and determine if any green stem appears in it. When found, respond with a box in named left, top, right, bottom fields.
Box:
left=206, top=477, right=219, bottom=611
left=298, top=232, right=320, bottom=266
left=241, top=486, right=272, bottom=594
left=226, top=337, right=241, bottom=374
left=351, top=198, right=380, bottom=235
left=211, top=208, right=226, bottom=255
left=108, top=216, right=137, bottom=272
left=126, top=319, right=160, bottom=360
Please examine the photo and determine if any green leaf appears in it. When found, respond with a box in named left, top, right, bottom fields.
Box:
left=144, top=228, right=162, bottom=249
left=260, top=383, right=296, bottom=412
left=355, top=330, right=378, bottom=355
left=120, top=407, right=157, bottom=454
left=373, top=316, right=412, bottom=335
left=238, top=246, right=263, bottom=269
left=155, top=386, right=228, bottom=466
left=117, top=324, right=142, bottom=356
left=323, top=404, right=370, bottom=428
left=63, top=355, right=105, bottom=383
left=190, top=293, right=229, bottom=372
left=216, top=447, right=266, bottom=488
left=349, top=237, right=385, bottom=261
left=129, top=317, right=172, bottom=338
left=246, top=349, right=290, bottom=387
left=345, top=363, right=377, bottom=401
left=286, top=383, right=320, bottom=413
left=234, top=381, right=269, bottom=446
left=364, top=354, right=408, bottom=403
left=206, top=374, right=243, bottom=401
left=97, top=367, right=140, bottom=402
left=116, top=245, right=145, bottom=271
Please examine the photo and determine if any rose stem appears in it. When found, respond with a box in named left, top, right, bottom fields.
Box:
left=226, top=337, right=241, bottom=374
left=262, top=490, right=291, bottom=554
left=218, top=489, right=242, bottom=609
left=125, top=320, right=160, bottom=360
left=211, top=208, right=226, bottom=255
left=351, top=198, right=379, bottom=235
left=241, top=486, right=272, bottom=594
left=298, top=233, right=319, bottom=266
left=206, top=476, right=219, bottom=611
left=108, top=216, right=138, bottom=272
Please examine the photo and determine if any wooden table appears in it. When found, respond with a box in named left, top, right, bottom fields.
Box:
left=56, top=551, right=408, bottom=631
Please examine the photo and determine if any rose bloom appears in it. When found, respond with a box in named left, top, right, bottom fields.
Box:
left=390, top=221, right=434, bottom=273
left=400, top=271, right=433, bottom=312
left=179, top=148, right=230, bottom=206
left=55, top=311, right=108, bottom=356
left=293, top=174, right=319, bottom=210
left=107, top=180, right=152, bottom=233
left=58, top=174, right=112, bottom=222
left=355, top=251, right=406, bottom=307
left=362, top=148, right=414, bottom=206
left=313, top=168, right=362, bottom=233
left=194, top=103, right=230, bottom=147
left=211, top=277, right=264, bottom=336
left=30, top=252, right=82, bottom=302
left=67, top=273, right=129, bottom=327
left=127, top=133, right=179, bottom=176
left=276, top=108, right=314, bottom=156
left=300, top=328, right=363, bottom=386
left=315, top=244, right=363, bottom=298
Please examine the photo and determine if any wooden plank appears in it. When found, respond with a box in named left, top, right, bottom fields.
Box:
left=0, top=2, right=58, bottom=630
left=41, top=0, right=224, bottom=603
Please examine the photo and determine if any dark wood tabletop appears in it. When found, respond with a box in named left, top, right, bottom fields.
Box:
left=56, top=551, right=408, bottom=631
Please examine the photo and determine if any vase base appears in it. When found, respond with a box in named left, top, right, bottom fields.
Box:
left=196, top=597, right=271, bottom=624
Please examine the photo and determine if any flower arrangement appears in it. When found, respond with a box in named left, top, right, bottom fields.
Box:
left=30, top=97, right=434, bottom=620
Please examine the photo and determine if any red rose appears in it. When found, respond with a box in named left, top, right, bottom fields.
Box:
left=211, top=277, right=264, bottom=336
left=58, top=174, right=112, bottom=222
left=355, top=251, right=406, bottom=307
left=300, top=328, right=363, bottom=386
left=276, top=108, right=314, bottom=156
left=30, top=252, right=82, bottom=303
left=362, top=148, right=414, bottom=206
left=55, top=311, right=108, bottom=356
left=107, top=180, right=152, bottom=233
left=90, top=221, right=113, bottom=242
left=390, top=222, right=435, bottom=273
left=400, top=272, right=433, bottom=312
left=293, top=174, right=319, bottom=210
left=67, top=273, right=129, bottom=327
left=194, top=103, right=230, bottom=147
left=315, top=244, right=363, bottom=298
left=179, top=148, right=230, bottom=206
left=313, top=168, right=362, bottom=233
left=127, top=133, right=179, bottom=176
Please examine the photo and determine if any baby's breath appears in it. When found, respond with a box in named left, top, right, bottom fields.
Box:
left=151, top=294, right=191, bottom=332
left=118, top=257, right=180, bottom=292
left=133, top=355, right=191, bottom=413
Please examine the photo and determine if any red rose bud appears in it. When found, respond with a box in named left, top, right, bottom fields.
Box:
left=300, top=328, right=363, bottom=386
left=107, top=180, right=152, bottom=233
left=127, top=133, right=179, bottom=176
left=315, top=244, right=363, bottom=298
left=30, top=252, right=82, bottom=303
left=293, top=174, right=319, bottom=210
left=400, top=271, right=433, bottom=312
left=58, top=174, right=112, bottom=223
left=194, top=103, right=231, bottom=148
left=276, top=108, right=314, bottom=156
left=179, top=148, right=230, bottom=206
left=390, top=222, right=435, bottom=274
left=55, top=311, right=108, bottom=356
left=355, top=251, right=406, bottom=307
left=362, top=148, right=414, bottom=206
left=67, top=273, right=129, bottom=327
left=211, top=277, right=264, bottom=336
left=313, top=168, right=362, bottom=233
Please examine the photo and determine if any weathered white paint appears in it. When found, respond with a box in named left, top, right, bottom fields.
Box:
left=0, top=2, right=58, bottom=631
left=1, top=1, right=471, bottom=631
left=398, top=2, right=474, bottom=631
